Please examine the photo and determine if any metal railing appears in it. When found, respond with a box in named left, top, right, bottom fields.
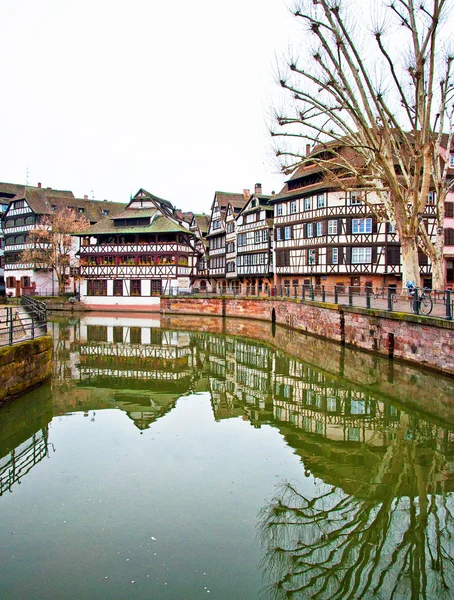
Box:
left=168, top=285, right=454, bottom=320
left=0, top=296, right=48, bottom=347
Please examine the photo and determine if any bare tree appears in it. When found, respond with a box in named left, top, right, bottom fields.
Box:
left=20, top=208, right=89, bottom=295
left=272, top=0, right=454, bottom=288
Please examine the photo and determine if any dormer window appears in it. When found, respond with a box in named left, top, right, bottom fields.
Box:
left=51, top=205, right=56, bottom=211
left=78, top=207, right=85, bottom=213
left=103, top=210, right=109, bottom=216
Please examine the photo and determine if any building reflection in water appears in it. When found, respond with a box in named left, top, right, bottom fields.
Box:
left=46, top=314, right=454, bottom=597
left=0, top=386, right=53, bottom=497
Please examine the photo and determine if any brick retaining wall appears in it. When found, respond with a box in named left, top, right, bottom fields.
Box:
left=0, top=336, right=52, bottom=403
left=161, top=297, right=454, bottom=375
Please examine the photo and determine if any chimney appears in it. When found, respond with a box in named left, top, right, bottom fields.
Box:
left=254, top=183, right=262, bottom=195
left=37, top=182, right=42, bottom=188
left=306, top=144, right=311, bottom=157
left=243, top=189, right=251, bottom=200
left=84, top=195, right=88, bottom=201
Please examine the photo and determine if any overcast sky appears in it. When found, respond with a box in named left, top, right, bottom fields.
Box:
left=1, top=0, right=301, bottom=213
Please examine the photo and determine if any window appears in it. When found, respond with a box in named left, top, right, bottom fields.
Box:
left=113, top=327, right=123, bottom=343
left=6, top=277, right=15, bottom=288
left=13, top=200, right=25, bottom=209
left=352, top=218, right=372, bottom=234
left=445, top=203, right=454, bottom=218
left=151, top=280, right=162, bottom=295
left=130, top=327, right=142, bottom=344
left=237, top=233, right=247, bottom=246
left=317, top=194, right=325, bottom=208
left=290, top=200, right=297, bottom=214
left=276, top=251, right=291, bottom=267
left=21, top=276, right=31, bottom=288
left=308, top=248, right=317, bottom=265
left=87, top=279, right=107, bottom=296
left=212, top=220, right=221, bottom=230
left=307, top=223, right=313, bottom=238
left=328, top=220, right=338, bottom=235
left=427, top=191, right=436, bottom=204
left=262, top=229, right=268, bottom=242
left=103, top=210, right=109, bottom=216
left=350, top=191, right=362, bottom=205
left=113, top=279, right=123, bottom=296
left=130, top=280, right=141, bottom=296
left=226, top=242, right=235, bottom=253
left=284, top=226, right=292, bottom=240
left=351, top=247, right=372, bottom=263
left=388, top=222, right=395, bottom=233
left=316, top=222, right=323, bottom=236
left=277, top=204, right=283, bottom=216
left=445, top=229, right=454, bottom=245
left=254, top=231, right=261, bottom=244
left=304, top=197, right=311, bottom=211
left=276, top=228, right=282, bottom=241
left=450, top=154, right=454, bottom=166
left=78, top=207, right=85, bottom=213
left=51, top=205, right=56, bottom=211
left=226, top=222, right=234, bottom=233
left=332, top=248, right=339, bottom=264
left=227, top=261, right=235, bottom=272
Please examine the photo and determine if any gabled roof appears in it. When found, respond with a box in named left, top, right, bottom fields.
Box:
left=2, top=184, right=125, bottom=223
left=130, top=188, right=174, bottom=212
left=192, top=214, right=210, bottom=234
left=213, top=191, right=248, bottom=211
left=78, top=214, right=191, bottom=236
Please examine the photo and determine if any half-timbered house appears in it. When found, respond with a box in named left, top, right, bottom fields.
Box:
left=271, top=148, right=437, bottom=292
left=445, top=191, right=454, bottom=288
left=77, top=189, right=199, bottom=310
left=206, top=191, right=248, bottom=292
left=235, top=184, right=274, bottom=295
left=189, top=214, right=210, bottom=291
left=1, top=184, right=124, bottom=296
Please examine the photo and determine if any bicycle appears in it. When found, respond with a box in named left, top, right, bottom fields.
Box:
left=406, top=282, right=433, bottom=316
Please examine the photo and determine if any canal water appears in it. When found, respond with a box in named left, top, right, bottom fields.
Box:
left=0, top=313, right=453, bottom=600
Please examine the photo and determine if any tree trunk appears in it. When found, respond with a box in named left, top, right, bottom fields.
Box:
left=431, top=257, right=444, bottom=291
left=400, top=235, right=421, bottom=289
left=429, top=231, right=445, bottom=291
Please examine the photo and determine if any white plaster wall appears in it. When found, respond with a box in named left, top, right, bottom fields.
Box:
left=81, top=295, right=160, bottom=310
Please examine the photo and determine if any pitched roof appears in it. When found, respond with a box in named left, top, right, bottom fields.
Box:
left=78, top=214, right=192, bottom=236
left=131, top=188, right=174, bottom=212
left=193, top=214, right=210, bottom=234
left=1, top=183, right=125, bottom=223
left=214, top=191, right=248, bottom=211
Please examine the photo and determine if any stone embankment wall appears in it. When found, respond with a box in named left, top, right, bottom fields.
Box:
left=0, top=336, right=52, bottom=403
left=161, top=297, right=454, bottom=375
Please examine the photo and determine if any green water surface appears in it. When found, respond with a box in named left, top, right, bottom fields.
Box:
left=0, top=314, right=453, bottom=600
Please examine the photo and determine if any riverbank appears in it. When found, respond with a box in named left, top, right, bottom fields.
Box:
left=161, top=296, right=454, bottom=375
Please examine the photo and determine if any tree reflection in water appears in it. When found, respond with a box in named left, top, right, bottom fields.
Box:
left=259, top=419, right=454, bottom=600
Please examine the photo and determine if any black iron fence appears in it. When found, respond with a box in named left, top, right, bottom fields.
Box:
left=170, top=285, right=454, bottom=320
left=0, top=297, right=48, bottom=347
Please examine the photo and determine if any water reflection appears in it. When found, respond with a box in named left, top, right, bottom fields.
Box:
left=0, top=385, right=53, bottom=496
left=36, top=315, right=454, bottom=597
